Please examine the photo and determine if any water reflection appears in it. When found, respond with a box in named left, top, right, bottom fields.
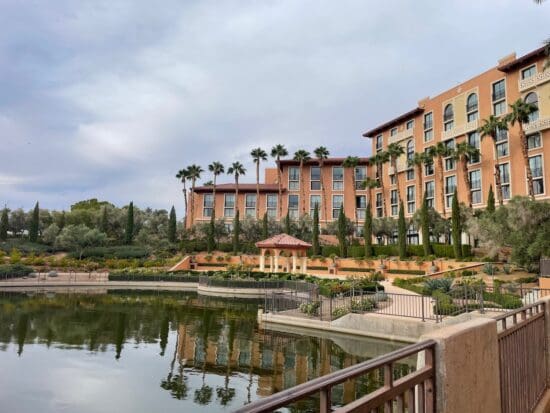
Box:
left=0, top=289, right=413, bottom=412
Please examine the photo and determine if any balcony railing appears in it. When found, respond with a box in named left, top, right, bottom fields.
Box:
left=441, top=119, right=479, bottom=140
left=519, top=69, right=550, bottom=91
left=524, top=117, right=550, bottom=134
left=388, top=128, right=415, bottom=144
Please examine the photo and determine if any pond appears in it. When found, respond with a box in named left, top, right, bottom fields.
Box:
left=0, top=288, right=412, bottom=412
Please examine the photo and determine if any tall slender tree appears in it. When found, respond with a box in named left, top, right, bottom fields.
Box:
left=370, top=151, right=390, bottom=217
left=420, top=192, right=432, bottom=256
left=312, top=203, right=320, bottom=255
left=364, top=203, right=373, bottom=258
left=427, top=142, right=452, bottom=217
left=29, top=202, right=39, bottom=242
left=270, top=144, right=288, bottom=220
left=486, top=185, right=496, bottom=214
left=232, top=210, right=240, bottom=254
left=387, top=143, right=405, bottom=201
left=125, top=202, right=134, bottom=244
left=293, top=149, right=311, bottom=217
left=454, top=142, right=480, bottom=208
left=186, top=165, right=204, bottom=226
left=342, top=156, right=360, bottom=230
left=250, top=148, right=268, bottom=219
left=337, top=206, right=347, bottom=257
left=100, top=206, right=109, bottom=234
left=451, top=189, right=462, bottom=259
left=227, top=162, right=246, bottom=218
left=478, top=115, right=508, bottom=206
left=506, top=98, right=539, bottom=200
left=208, top=161, right=225, bottom=220
left=176, top=167, right=190, bottom=226
left=0, top=208, right=8, bottom=241
left=207, top=215, right=215, bottom=253
left=397, top=200, right=407, bottom=260
left=314, top=146, right=330, bottom=224
left=363, top=177, right=379, bottom=210
left=261, top=212, right=268, bottom=239
left=284, top=211, right=291, bottom=235
left=168, top=206, right=177, bottom=243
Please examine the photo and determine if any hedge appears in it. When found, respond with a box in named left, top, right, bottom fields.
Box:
left=108, top=272, right=199, bottom=283
left=72, top=246, right=150, bottom=259
left=387, top=269, right=426, bottom=275
left=325, top=243, right=471, bottom=259
left=339, top=267, right=376, bottom=273
left=0, top=264, right=34, bottom=279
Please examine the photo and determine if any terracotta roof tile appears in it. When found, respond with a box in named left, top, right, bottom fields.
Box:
left=255, top=233, right=312, bottom=249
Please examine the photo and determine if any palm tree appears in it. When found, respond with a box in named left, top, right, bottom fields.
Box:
left=478, top=115, right=508, bottom=206
left=293, top=149, right=311, bottom=217
left=506, top=98, right=539, bottom=200
left=227, top=162, right=246, bottom=217
left=186, top=164, right=204, bottom=226
left=314, top=146, right=330, bottom=223
left=427, top=142, right=452, bottom=216
left=342, top=156, right=360, bottom=228
left=386, top=143, right=405, bottom=202
left=208, top=162, right=225, bottom=219
left=250, top=148, right=268, bottom=219
left=270, top=144, right=289, bottom=220
left=407, top=152, right=427, bottom=201
left=370, top=151, right=390, bottom=216
left=175, top=167, right=190, bottom=226
left=362, top=177, right=379, bottom=208
left=453, top=142, right=480, bottom=208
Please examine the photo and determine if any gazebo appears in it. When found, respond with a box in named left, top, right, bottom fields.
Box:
left=255, top=234, right=312, bottom=274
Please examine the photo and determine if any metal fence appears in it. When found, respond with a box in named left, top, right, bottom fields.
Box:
left=496, top=302, right=547, bottom=413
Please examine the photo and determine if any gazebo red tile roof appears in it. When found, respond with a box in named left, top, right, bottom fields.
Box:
left=255, top=233, right=312, bottom=249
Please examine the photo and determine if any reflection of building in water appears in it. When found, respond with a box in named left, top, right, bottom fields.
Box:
left=175, top=323, right=385, bottom=404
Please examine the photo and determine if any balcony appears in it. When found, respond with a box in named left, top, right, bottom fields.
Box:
left=388, top=127, right=414, bottom=144
left=441, top=119, right=479, bottom=140
left=519, top=69, right=550, bottom=92
left=524, top=117, right=550, bottom=134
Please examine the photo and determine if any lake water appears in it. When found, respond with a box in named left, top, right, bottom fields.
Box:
left=0, top=289, right=411, bottom=412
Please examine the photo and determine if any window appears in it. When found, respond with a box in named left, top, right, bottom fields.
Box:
left=245, top=194, right=256, bottom=217
left=355, top=166, right=367, bottom=190
left=310, top=195, right=321, bottom=216
left=407, top=227, right=419, bottom=245
left=376, top=135, right=383, bottom=151
left=224, top=194, right=235, bottom=217
left=499, top=163, right=511, bottom=200
left=443, top=104, right=454, bottom=131
left=266, top=194, right=277, bottom=219
left=356, top=195, right=367, bottom=220
left=527, top=133, right=542, bottom=150
left=406, top=140, right=414, bottom=161
left=407, top=169, right=415, bottom=180
left=425, top=181, right=435, bottom=208
left=496, top=128, right=509, bottom=157
left=444, top=139, right=456, bottom=171
left=376, top=193, right=383, bottom=218
left=424, top=112, right=433, bottom=142
left=424, top=147, right=434, bottom=176
left=525, top=92, right=539, bottom=123
left=468, top=132, right=481, bottom=164
left=530, top=155, right=544, bottom=195
left=332, top=166, right=344, bottom=190
left=390, top=175, right=396, bottom=185
left=390, top=190, right=398, bottom=216
left=310, top=166, right=321, bottom=191
left=521, top=65, right=536, bottom=80
left=466, top=93, right=478, bottom=122
left=288, top=194, right=299, bottom=219
left=332, top=195, right=343, bottom=219
left=390, top=127, right=398, bottom=136
left=445, top=175, right=456, bottom=208
left=407, top=186, right=415, bottom=214
left=203, top=194, right=213, bottom=217
left=406, top=120, right=414, bottom=130
left=492, top=79, right=506, bottom=115
left=288, top=167, right=300, bottom=191
left=469, top=170, right=481, bottom=205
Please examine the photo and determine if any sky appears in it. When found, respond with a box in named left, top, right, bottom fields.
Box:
left=0, top=0, right=548, bottom=214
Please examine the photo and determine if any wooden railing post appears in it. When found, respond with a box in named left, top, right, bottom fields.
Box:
left=320, top=387, right=331, bottom=413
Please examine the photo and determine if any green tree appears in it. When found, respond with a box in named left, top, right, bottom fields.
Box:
left=0, top=208, right=8, bottom=241
left=342, top=156, right=360, bottom=229
left=125, top=202, right=134, bottom=244
left=486, top=185, right=496, bottom=214
left=250, top=148, right=268, bottom=219
left=232, top=210, right=240, bottom=254
left=451, top=189, right=462, bottom=259
left=337, top=206, right=348, bottom=257
left=168, top=206, right=177, bottom=243
left=176, top=167, right=190, bottom=226
left=387, top=143, right=405, bottom=201
left=55, top=224, right=107, bottom=259
left=29, top=202, right=39, bottom=242
left=370, top=151, right=390, bottom=216
left=408, top=152, right=428, bottom=200
left=364, top=203, right=373, bottom=258
left=453, top=142, right=480, bottom=208
left=270, top=144, right=288, bottom=219
left=100, top=206, right=108, bottom=233
left=397, top=200, right=407, bottom=259
left=227, top=162, right=246, bottom=217
left=420, top=193, right=432, bottom=256
left=58, top=211, right=66, bottom=230
left=42, top=223, right=60, bottom=245
left=478, top=115, right=508, bottom=206
left=293, top=149, right=311, bottom=217
left=312, top=203, right=320, bottom=255
left=186, top=164, right=204, bottom=226
left=427, top=142, right=453, bottom=217
left=314, top=146, right=330, bottom=223
left=207, top=215, right=215, bottom=253
left=261, top=212, right=268, bottom=239
left=284, top=212, right=291, bottom=235
left=208, top=161, right=225, bottom=220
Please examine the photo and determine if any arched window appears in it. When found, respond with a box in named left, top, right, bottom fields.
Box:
left=525, top=92, right=539, bottom=122
left=406, top=140, right=414, bottom=161
left=443, top=104, right=454, bottom=131
left=466, top=94, right=478, bottom=121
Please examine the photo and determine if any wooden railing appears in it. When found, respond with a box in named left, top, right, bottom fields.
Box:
left=233, top=339, right=436, bottom=413
left=496, top=302, right=547, bottom=413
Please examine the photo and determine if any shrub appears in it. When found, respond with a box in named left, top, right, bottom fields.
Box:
left=387, top=269, right=426, bottom=275
left=299, top=301, right=320, bottom=316
left=0, top=264, right=34, bottom=279
left=9, top=248, right=21, bottom=264
left=424, top=278, right=453, bottom=294
left=73, top=246, right=150, bottom=259
left=432, top=290, right=461, bottom=315
left=515, top=276, right=538, bottom=284
left=332, top=307, right=349, bottom=319
left=351, top=298, right=377, bottom=312
left=502, top=264, right=512, bottom=275
left=483, top=263, right=497, bottom=275
left=483, top=291, right=522, bottom=309
left=393, top=277, right=426, bottom=295
left=461, top=270, right=476, bottom=277
left=339, top=267, right=375, bottom=273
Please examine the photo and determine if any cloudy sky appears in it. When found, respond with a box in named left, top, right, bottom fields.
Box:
left=0, top=0, right=548, bottom=214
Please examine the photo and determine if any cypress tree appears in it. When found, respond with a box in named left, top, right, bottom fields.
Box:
left=207, top=213, right=215, bottom=252
left=261, top=212, right=268, bottom=239
left=337, top=206, right=347, bottom=257
left=312, top=204, right=320, bottom=255
left=168, top=206, right=177, bottom=243
left=125, top=202, right=134, bottom=244
left=364, top=203, right=373, bottom=258
left=284, top=212, right=291, bottom=235
left=232, top=210, right=240, bottom=254
left=29, top=202, right=39, bottom=242
left=421, top=193, right=432, bottom=256
left=100, top=206, right=109, bottom=233
left=486, top=184, right=495, bottom=214
left=0, top=208, right=8, bottom=241
left=451, top=189, right=462, bottom=259
left=58, top=211, right=66, bottom=230
left=397, top=200, right=407, bottom=260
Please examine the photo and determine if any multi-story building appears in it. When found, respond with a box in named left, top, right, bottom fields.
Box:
left=363, top=46, right=549, bottom=221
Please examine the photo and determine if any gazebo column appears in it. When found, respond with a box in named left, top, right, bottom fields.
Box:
left=292, top=251, right=298, bottom=274
left=301, top=251, right=308, bottom=274
left=274, top=249, right=280, bottom=273
left=269, top=254, right=274, bottom=272
left=259, top=250, right=266, bottom=272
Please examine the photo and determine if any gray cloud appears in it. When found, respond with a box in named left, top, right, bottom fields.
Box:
left=0, top=0, right=548, bottom=213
